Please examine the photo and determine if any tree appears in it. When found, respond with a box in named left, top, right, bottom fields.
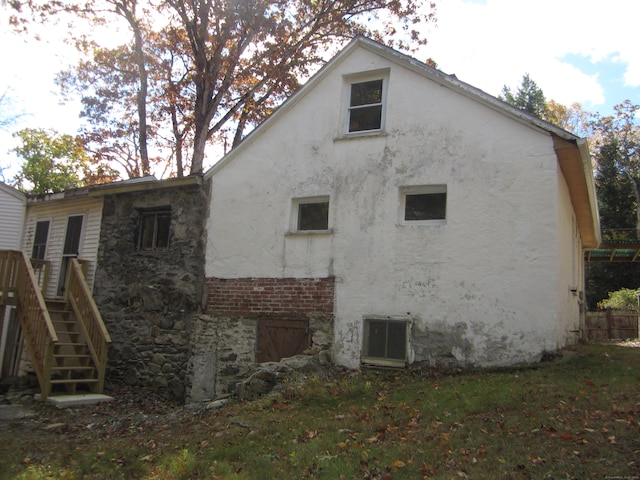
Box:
left=584, top=101, right=640, bottom=310
left=10, top=0, right=437, bottom=176
left=11, top=128, right=118, bottom=193
left=500, top=73, right=547, bottom=119
left=545, top=100, right=594, bottom=138
left=593, top=101, right=640, bottom=238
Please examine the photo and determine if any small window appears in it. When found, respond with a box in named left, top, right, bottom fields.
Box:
left=348, top=79, right=384, bottom=132
left=401, top=185, right=447, bottom=224
left=32, top=220, right=50, bottom=260
left=138, top=209, right=171, bottom=251
left=292, top=196, right=330, bottom=232
left=363, top=318, right=408, bottom=366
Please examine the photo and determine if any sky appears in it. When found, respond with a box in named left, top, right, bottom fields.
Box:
left=1, top=0, right=639, bottom=179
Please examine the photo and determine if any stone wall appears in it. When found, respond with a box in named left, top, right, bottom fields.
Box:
left=92, top=177, right=209, bottom=401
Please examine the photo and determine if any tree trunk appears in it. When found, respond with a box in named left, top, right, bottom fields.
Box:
left=632, top=176, right=640, bottom=240
left=117, top=1, right=150, bottom=176
left=191, top=120, right=208, bottom=175
left=132, top=23, right=150, bottom=175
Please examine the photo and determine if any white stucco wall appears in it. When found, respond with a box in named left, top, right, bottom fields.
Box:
left=555, top=166, right=584, bottom=347
left=206, top=44, right=581, bottom=368
left=23, top=195, right=103, bottom=298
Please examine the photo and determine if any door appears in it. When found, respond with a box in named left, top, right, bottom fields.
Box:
left=257, top=318, right=309, bottom=363
left=57, top=215, right=84, bottom=297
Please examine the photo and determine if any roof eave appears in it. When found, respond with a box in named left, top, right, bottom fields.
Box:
left=553, top=135, right=601, bottom=249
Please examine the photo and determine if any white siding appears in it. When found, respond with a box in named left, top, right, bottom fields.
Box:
left=0, top=183, right=26, bottom=250
left=23, top=196, right=103, bottom=298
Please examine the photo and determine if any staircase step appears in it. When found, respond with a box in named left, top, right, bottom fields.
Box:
left=50, top=378, right=100, bottom=385
left=53, top=353, right=91, bottom=358
left=52, top=366, right=96, bottom=372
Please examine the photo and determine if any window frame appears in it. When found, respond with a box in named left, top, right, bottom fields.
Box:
left=289, top=196, right=331, bottom=234
left=362, top=316, right=410, bottom=367
left=399, top=185, right=448, bottom=226
left=342, top=69, right=389, bottom=137
left=138, top=208, right=171, bottom=252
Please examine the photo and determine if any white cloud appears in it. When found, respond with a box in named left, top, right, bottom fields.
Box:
left=419, top=0, right=640, bottom=110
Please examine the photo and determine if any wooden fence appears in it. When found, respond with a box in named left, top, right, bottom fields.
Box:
left=585, top=310, right=639, bottom=340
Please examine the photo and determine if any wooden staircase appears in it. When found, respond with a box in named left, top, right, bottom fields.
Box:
left=1, top=250, right=111, bottom=400
left=47, top=300, right=102, bottom=395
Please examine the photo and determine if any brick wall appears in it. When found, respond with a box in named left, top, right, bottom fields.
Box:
left=205, top=277, right=335, bottom=317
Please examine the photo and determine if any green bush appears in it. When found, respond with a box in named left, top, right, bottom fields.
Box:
left=598, top=287, right=640, bottom=310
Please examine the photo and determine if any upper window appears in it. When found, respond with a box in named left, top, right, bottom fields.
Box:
left=362, top=318, right=408, bottom=366
left=348, top=79, right=384, bottom=132
left=138, top=209, right=171, bottom=251
left=31, top=220, right=50, bottom=260
left=401, top=185, right=447, bottom=225
left=291, top=196, right=330, bottom=232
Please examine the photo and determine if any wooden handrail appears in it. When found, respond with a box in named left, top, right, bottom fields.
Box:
left=10, top=250, right=58, bottom=399
left=66, top=258, right=111, bottom=393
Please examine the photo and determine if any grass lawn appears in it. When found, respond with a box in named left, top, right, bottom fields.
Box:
left=1, top=342, right=639, bottom=479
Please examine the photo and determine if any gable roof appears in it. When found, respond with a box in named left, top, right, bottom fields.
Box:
left=0, top=181, right=27, bottom=204
left=205, top=36, right=600, bottom=248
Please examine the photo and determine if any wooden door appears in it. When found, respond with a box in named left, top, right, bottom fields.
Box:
left=257, top=318, right=309, bottom=363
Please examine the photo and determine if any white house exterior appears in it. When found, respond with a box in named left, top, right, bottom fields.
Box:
left=0, top=182, right=26, bottom=250
left=22, top=190, right=104, bottom=298
left=203, top=37, right=600, bottom=372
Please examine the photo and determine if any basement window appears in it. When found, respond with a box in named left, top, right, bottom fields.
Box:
left=362, top=318, right=408, bottom=367
left=291, top=196, right=330, bottom=232
left=138, top=208, right=171, bottom=251
left=400, top=185, right=447, bottom=225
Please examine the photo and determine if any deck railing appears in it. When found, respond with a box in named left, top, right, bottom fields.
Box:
left=66, top=258, right=111, bottom=394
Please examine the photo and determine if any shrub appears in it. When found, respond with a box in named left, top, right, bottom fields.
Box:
left=598, top=287, right=640, bottom=310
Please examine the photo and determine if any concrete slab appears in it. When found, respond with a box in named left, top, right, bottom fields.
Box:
left=34, top=394, right=114, bottom=408
left=0, top=404, right=35, bottom=420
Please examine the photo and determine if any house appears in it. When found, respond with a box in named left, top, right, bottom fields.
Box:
left=1, top=174, right=209, bottom=401
left=197, top=37, right=600, bottom=397
left=0, top=185, right=111, bottom=398
left=0, top=182, right=26, bottom=251
left=0, top=182, right=26, bottom=377
left=22, top=187, right=104, bottom=298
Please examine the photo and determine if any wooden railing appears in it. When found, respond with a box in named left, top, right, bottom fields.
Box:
left=66, top=258, right=111, bottom=394
left=11, top=250, right=58, bottom=399
left=30, top=258, right=50, bottom=294
left=1, top=251, right=18, bottom=306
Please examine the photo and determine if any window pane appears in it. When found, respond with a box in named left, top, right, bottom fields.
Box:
left=155, top=213, right=171, bottom=249
left=63, top=216, right=84, bottom=255
left=350, top=80, right=383, bottom=106
left=32, top=221, right=50, bottom=259
left=140, top=215, right=156, bottom=250
left=367, top=321, right=388, bottom=358
left=386, top=322, right=407, bottom=360
left=298, top=202, right=329, bottom=231
left=405, top=193, right=447, bottom=221
left=349, top=105, right=383, bottom=132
